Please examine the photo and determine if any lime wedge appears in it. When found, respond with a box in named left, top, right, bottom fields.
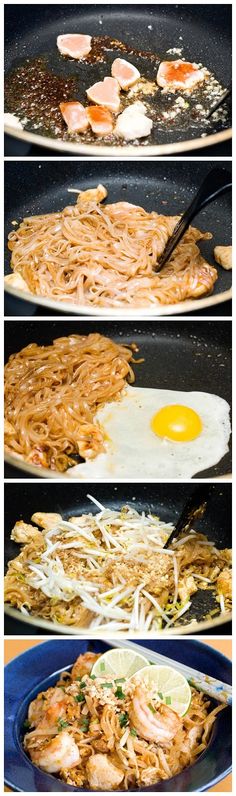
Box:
left=131, top=665, right=191, bottom=717
left=91, top=648, right=149, bottom=679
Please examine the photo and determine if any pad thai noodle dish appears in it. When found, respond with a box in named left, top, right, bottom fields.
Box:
left=22, top=649, right=225, bottom=789
left=4, top=496, right=232, bottom=631
left=5, top=184, right=223, bottom=309
left=4, top=333, right=231, bottom=479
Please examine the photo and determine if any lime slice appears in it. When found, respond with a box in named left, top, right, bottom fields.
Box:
left=131, top=665, right=191, bottom=717
left=91, top=648, right=149, bottom=679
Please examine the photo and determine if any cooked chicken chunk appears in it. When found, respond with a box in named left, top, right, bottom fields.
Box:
left=217, top=568, right=232, bottom=599
left=77, top=185, right=108, bottom=205
left=86, top=753, right=124, bottom=790
left=31, top=512, right=62, bottom=530
left=214, top=245, right=232, bottom=270
left=4, top=273, right=29, bottom=291
left=10, top=520, right=42, bottom=544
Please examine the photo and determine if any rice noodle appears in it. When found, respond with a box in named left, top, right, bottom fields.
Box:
left=23, top=650, right=226, bottom=790
left=7, top=188, right=217, bottom=309
left=4, top=332, right=136, bottom=471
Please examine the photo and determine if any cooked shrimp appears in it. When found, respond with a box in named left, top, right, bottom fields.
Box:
left=59, top=101, right=89, bottom=133
left=29, top=731, right=80, bottom=773
left=157, top=60, right=206, bottom=92
left=57, top=34, right=92, bottom=60
left=28, top=687, right=66, bottom=727
left=111, top=58, right=140, bottom=90
left=129, top=686, right=181, bottom=744
left=86, top=77, right=120, bottom=112
left=71, top=652, right=101, bottom=680
left=86, top=753, right=124, bottom=790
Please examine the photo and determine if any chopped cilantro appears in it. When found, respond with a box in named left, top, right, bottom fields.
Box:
left=114, top=678, right=126, bottom=683
left=100, top=682, right=113, bottom=689
left=75, top=693, right=85, bottom=703
left=115, top=687, right=126, bottom=699
left=89, top=674, right=96, bottom=680
left=148, top=703, right=156, bottom=714
left=119, top=712, right=129, bottom=728
left=130, top=728, right=137, bottom=737
left=79, top=681, right=86, bottom=689
left=81, top=717, right=90, bottom=733
left=165, top=696, right=172, bottom=705
left=57, top=718, right=69, bottom=732
left=158, top=691, right=164, bottom=700
left=76, top=676, right=82, bottom=681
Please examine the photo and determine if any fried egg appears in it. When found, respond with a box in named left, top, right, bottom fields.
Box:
left=68, top=386, right=231, bottom=480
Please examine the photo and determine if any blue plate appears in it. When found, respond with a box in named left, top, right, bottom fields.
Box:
left=5, top=639, right=232, bottom=792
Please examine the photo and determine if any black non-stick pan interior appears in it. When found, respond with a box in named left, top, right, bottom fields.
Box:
left=4, top=482, right=232, bottom=632
left=4, top=320, right=232, bottom=479
left=4, top=4, right=232, bottom=147
left=4, top=160, right=232, bottom=300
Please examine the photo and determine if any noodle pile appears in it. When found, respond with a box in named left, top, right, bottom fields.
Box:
left=23, top=651, right=224, bottom=789
left=4, top=333, right=136, bottom=471
left=7, top=186, right=217, bottom=307
left=4, top=501, right=232, bottom=630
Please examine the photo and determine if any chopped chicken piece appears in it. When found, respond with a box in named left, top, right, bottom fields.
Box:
left=4, top=273, right=29, bottom=291
left=111, top=58, right=140, bottom=90
left=115, top=102, right=153, bottom=140
left=59, top=101, right=89, bottom=133
left=10, top=520, right=42, bottom=544
left=178, top=575, right=197, bottom=604
left=86, top=106, right=113, bottom=136
left=4, top=419, right=15, bottom=436
left=86, top=77, right=120, bottom=112
left=77, top=185, right=108, bottom=205
left=57, top=34, right=91, bottom=59
left=217, top=568, right=232, bottom=599
left=157, top=60, right=206, bottom=91
left=214, top=245, right=232, bottom=270
left=31, top=512, right=62, bottom=530
left=86, top=754, right=124, bottom=790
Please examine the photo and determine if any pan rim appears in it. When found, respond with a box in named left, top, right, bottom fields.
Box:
left=4, top=450, right=232, bottom=480
left=4, top=283, right=233, bottom=316
left=4, top=123, right=232, bottom=156
left=4, top=603, right=232, bottom=636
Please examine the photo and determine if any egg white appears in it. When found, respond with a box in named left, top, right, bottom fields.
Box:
left=68, top=386, right=231, bottom=480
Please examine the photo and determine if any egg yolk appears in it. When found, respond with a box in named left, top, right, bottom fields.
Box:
left=151, top=404, right=203, bottom=442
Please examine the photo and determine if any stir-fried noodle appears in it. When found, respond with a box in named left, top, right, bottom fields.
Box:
left=23, top=651, right=225, bottom=789
left=7, top=186, right=217, bottom=308
left=5, top=500, right=231, bottom=631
